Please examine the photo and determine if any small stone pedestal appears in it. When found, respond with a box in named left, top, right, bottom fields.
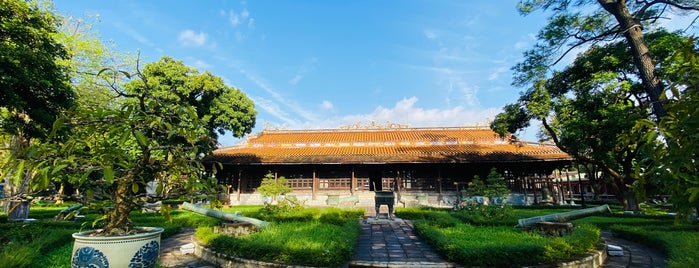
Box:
left=364, top=215, right=404, bottom=225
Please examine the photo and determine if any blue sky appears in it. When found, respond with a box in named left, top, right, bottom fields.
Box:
left=53, top=1, right=696, bottom=146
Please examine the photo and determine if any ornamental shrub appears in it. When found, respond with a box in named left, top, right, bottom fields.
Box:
left=257, top=173, right=292, bottom=203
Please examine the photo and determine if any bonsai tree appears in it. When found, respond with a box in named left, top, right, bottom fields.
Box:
left=30, top=56, right=256, bottom=235
left=484, top=168, right=510, bottom=199
left=257, top=172, right=292, bottom=204
left=467, top=175, right=487, bottom=196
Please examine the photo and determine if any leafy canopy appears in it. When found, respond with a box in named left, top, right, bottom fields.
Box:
left=31, top=56, right=256, bottom=233
left=0, top=0, right=73, bottom=139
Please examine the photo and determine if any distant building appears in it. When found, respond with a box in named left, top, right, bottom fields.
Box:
left=205, top=125, right=573, bottom=206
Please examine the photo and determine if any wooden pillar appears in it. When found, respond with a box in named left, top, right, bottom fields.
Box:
left=312, top=168, right=318, bottom=200
left=565, top=168, right=573, bottom=204
left=236, top=170, right=242, bottom=201
left=437, top=166, right=443, bottom=197
left=351, top=168, right=356, bottom=195
left=395, top=169, right=402, bottom=204
left=532, top=174, right=539, bottom=204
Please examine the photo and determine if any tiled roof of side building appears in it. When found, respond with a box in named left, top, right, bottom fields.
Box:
left=210, top=126, right=572, bottom=164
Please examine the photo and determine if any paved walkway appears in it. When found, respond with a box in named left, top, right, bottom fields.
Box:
left=158, top=228, right=215, bottom=268
left=158, top=224, right=668, bottom=268
left=600, top=230, right=668, bottom=268
left=350, top=217, right=453, bottom=267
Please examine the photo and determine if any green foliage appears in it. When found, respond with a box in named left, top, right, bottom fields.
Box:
left=467, top=175, right=486, bottom=196
left=424, top=210, right=461, bottom=228
left=198, top=220, right=361, bottom=267
left=496, top=31, right=695, bottom=210
left=0, top=0, right=74, bottom=139
left=0, top=222, right=75, bottom=268
left=611, top=224, right=699, bottom=268
left=453, top=204, right=515, bottom=226
left=484, top=167, right=509, bottom=198
left=640, top=36, right=699, bottom=219
left=577, top=215, right=699, bottom=268
left=26, top=56, right=256, bottom=233
left=465, top=168, right=509, bottom=198
left=256, top=173, right=292, bottom=201
left=395, top=207, right=450, bottom=220
left=412, top=215, right=601, bottom=267
left=258, top=198, right=311, bottom=222
left=318, top=207, right=365, bottom=226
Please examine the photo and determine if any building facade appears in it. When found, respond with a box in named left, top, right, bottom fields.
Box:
left=205, top=125, right=573, bottom=206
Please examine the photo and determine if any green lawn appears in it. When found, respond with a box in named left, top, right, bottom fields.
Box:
left=1, top=203, right=697, bottom=267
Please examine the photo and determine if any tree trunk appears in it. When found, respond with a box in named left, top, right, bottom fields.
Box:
left=3, top=134, right=31, bottom=204
left=103, top=175, right=136, bottom=234
left=599, top=0, right=666, bottom=120
left=623, top=190, right=641, bottom=212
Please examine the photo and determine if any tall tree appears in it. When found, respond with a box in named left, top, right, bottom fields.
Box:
left=639, top=37, right=699, bottom=219
left=493, top=31, right=691, bottom=210
left=0, top=0, right=74, bottom=199
left=54, top=14, right=127, bottom=109
left=33, top=56, right=256, bottom=234
left=515, top=0, right=699, bottom=122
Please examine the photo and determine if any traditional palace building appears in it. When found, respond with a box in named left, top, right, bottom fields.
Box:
left=205, top=125, right=573, bottom=206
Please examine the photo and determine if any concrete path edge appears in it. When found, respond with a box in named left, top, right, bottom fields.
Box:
left=185, top=225, right=609, bottom=268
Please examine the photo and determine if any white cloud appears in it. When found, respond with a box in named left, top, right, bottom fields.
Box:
left=189, top=58, right=211, bottom=70
left=229, top=10, right=240, bottom=26
left=113, top=21, right=156, bottom=48
left=264, top=97, right=499, bottom=131
left=227, top=8, right=253, bottom=28
left=488, top=65, right=508, bottom=81
left=321, top=100, right=333, bottom=110
left=178, top=30, right=207, bottom=47
left=289, top=75, right=302, bottom=85
left=514, top=41, right=528, bottom=50
left=333, top=97, right=498, bottom=129
left=424, top=29, right=437, bottom=40
left=240, top=69, right=319, bottom=122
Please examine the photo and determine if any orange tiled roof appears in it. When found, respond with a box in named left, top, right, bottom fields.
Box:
left=210, top=127, right=572, bottom=164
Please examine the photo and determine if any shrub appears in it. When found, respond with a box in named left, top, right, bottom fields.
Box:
left=319, top=211, right=346, bottom=225
left=257, top=173, right=292, bottom=203
left=412, top=208, right=601, bottom=266
left=453, top=203, right=515, bottom=225
left=199, top=220, right=360, bottom=267
left=425, top=211, right=460, bottom=228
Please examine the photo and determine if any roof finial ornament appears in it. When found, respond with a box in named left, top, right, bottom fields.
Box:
left=339, top=121, right=408, bottom=130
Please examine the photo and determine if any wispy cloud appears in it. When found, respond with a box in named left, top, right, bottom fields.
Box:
left=178, top=30, right=207, bottom=47
left=288, top=75, right=303, bottom=85
left=321, top=100, right=334, bottom=110
left=288, top=58, right=318, bottom=86
left=488, top=65, right=508, bottom=81
left=276, top=97, right=499, bottom=130
left=186, top=57, right=212, bottom=70
left=423, top=29, right=437, bottom=40
left=226, top=8, right=253, bottom=28
left=112, top=21, right=157, bottom=48
left=249, top=95, right=299, bottom=126
left=239, top=69, right=319, bottom=123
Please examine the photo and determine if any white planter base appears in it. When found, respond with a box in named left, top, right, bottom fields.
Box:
left=71, top=227, right=164, bottom=268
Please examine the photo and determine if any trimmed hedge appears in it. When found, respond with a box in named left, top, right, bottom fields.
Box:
left=410, top=209, right=601, bottom=267
left=198, top=220, right=361, bottom=267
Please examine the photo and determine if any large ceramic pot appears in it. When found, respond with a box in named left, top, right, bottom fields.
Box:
left=71, top=227, right=164, bottom=268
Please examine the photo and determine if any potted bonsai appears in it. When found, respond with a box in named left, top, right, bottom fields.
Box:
left=28, top=57, right=256, bottom=267
left=467, top=175, right=489, bottom=205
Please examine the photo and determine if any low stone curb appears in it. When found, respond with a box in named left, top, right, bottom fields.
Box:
left=189, top=234, right=607, bottom=268
left=191, top=235, right=339, bottom=268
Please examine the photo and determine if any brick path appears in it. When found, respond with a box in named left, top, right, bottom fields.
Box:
left=158, top=222, right=667, bottom=267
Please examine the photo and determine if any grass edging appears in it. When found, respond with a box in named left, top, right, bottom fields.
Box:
left=193, top=237, right=322, bottom=268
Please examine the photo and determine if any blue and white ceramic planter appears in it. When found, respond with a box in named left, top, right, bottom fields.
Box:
left=71, top=227, right=164, bottom=268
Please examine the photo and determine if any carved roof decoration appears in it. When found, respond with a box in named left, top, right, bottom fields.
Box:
left=209, top=126, right=572, bottom=164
